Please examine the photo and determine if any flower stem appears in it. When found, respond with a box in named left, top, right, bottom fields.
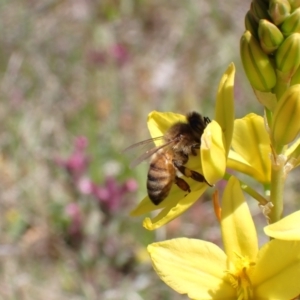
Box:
left=265, top=107, right=272, bottom=129
left=269, top=161, right=285, bottom=223
left=223, top=173, right=269, bottom=205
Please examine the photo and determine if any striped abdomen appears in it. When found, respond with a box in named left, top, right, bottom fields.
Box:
left=147, top=150, right=175, bottom=205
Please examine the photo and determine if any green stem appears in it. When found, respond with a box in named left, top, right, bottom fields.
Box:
left=223, top=173, right=268, bottom=205
left=269, top=161, right=285, bottom=223
left=265, top=107, right=272, bottom=129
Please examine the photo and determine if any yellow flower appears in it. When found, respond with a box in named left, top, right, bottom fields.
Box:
left=130, top=111, right=225, bottom=230
left=148, top=177, right=300, bottom=299
left=130, top=65, right=235, bottom=230
left=227, top=113, right=271, bottom=185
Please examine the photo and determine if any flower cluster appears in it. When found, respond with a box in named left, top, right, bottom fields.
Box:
left=242, top=0, right=300, bottom=157
left=130, top=1, right=300, bottom=299
left=148, top=177, right=300, bottom=300
left=241, top=0, right=300, bottom=223
left=56, top=136, right=137, bottom=215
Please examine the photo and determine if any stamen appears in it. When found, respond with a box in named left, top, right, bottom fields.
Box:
left=226, top=255, right=255, bottom=300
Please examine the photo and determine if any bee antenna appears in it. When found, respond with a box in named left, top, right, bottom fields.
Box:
left=204, top=117, right=211, bottom=125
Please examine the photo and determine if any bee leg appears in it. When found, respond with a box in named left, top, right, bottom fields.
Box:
left=204, top=116, right=211, bottom=125
left=191, top=144, right=200, bottom=156
left=174, top=162, right=212, bottom=187
left=174, top=176, right=191, bottom=193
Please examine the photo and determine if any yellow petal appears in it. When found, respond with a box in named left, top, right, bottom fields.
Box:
left=143, top=183, right=207, bottom=230
left=130, top=185, right=183, bottom=217
left=148, top=238, right=236, bottom=299
left=252, top=239, right=300, bottom=299
left=229, top=113, right=271, bottom=184
left=147, top=111, right=185, bottom=141
left=264, top=210, right=300, bottom=240
left=130, top=142, right=208, bottom=219
left=221, top=177, right=258, bottom=265
left=130, top=195, right=166, bottom=216
left=227, top=150, right=260, bottom=179
left=215, top=63, right=235, bottom=156
left=201, top=121, right=226, bottom=184
left=130, top=159, right=208, bottom=217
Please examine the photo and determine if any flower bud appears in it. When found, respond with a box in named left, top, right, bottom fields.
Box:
left=281, top=8, right=300, bottom=36
left=253, top=89, right=277, bottom=111
left=271, top=84, right=300, bottom=145
left=251, top=0, right=270, bottom=21
left=258, top=19, right=284, bottom=53
left=288, top=0, right=300, bottom=10
left=269, top=0, right=291, bottom=25
left=286, top=138, right=300, bottom=169
left=245, top=10, right=259, bottom=38
left=275, top=33, right=300, bottom=77
left=290, top=65, right=300, bottom=84
left=240, top=31, right=277, bottom=92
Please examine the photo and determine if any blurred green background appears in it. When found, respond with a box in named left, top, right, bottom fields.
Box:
left=0, top=0, right=282, bottom=299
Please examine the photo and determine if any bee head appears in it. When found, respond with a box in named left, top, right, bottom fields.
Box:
left=186, top=112, right=208, bottom=138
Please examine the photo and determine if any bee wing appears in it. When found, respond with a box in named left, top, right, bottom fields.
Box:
left=130, top=142, right=175, bottom=168
left=122, top=136, right=165, bottom=153
left=124, top=136, right=176, bottom=169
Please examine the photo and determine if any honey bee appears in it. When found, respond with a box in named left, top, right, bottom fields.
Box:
left=125, top=112, right=211, bottom=205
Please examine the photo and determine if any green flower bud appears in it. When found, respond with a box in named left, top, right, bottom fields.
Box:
left=253, top=89, right=277, bottom=111
left=258, top=19, right=284, bottom=53
left=269, top=0, right=291, bottom=25
left=275, top=33, right=300, bottom=77
left=281, top=8, right=300, bottom=36
left=240, top=31, right=277, bottom=92
left=251, top=0, right=270, bottom=21
left=271, top=84, right=300, bottom=145
left=288, top=0, right=300, bottom=10
left=286, top=138, right=300, bottom=169
left=245, top=10, right=259, bottom=38
left=290, top=65, right=300, bottom=84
